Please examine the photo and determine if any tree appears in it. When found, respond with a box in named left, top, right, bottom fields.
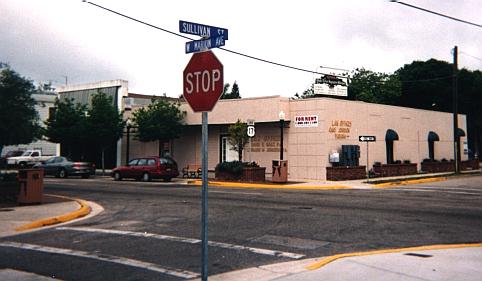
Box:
left=348, top=68, right=401, bottom=105
left=0, top=63, right=41, bottom=155
left=132, top=99, right=185, bottom=156
left=227, top=119, right=249, bottom=162
left=43, top=97, right=87, bottom=158
left=221, top=81, right=241, bottom=99
left=85, top=92, right=125, bottom=172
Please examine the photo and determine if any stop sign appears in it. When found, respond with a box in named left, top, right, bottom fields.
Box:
left=183, top=51, right=224, bottom=112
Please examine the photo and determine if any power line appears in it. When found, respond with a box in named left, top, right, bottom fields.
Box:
left=390, top=1, right=482, bottom=28
left=459, top=51, right=482, bottom=63
left=82, top=1, right=347, bottom=78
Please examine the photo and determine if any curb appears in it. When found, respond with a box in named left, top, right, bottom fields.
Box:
left=15, top=194, right=91, bottom=232
left=305, top=242, right=482, bottom=270
left=372, top=176, right=447, bottom=188
left=187, top=180, right=350, bottom=190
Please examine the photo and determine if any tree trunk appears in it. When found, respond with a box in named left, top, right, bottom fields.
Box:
left=101, top=148, right=105, bottom=176
left=238, top=141, right=243, bottom=162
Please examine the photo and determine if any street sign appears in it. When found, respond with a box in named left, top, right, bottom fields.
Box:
left=179, top=20, right=229, bottom=40
left=247, top=125, right=255, bottom=137
left=185, top=36, right=225, bottom=54
left=183, top=50, right=224, bottom=112
left=359, top=135, right=376, bottom=142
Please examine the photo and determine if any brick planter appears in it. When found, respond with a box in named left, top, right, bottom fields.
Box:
left=421, top=161, right=454, bottom=173
left=421, top=159, right=480, bottom=173
left=460, top=159, right=480, bottom=170
left=241, top=167, right=266, bottom=182
left=215, top=167, right=266, bottom=182
left=373, top=163, right=417, bottom=177
left=326, top=166, right=366, bottom=181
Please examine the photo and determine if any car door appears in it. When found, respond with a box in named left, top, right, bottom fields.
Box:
left=124, top=159, right=139, bottom=178
left=42, top=157, right=58, bottom=176
left=134, top=158, right=148, bottom=178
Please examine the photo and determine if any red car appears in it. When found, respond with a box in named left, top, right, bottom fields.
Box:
left=112, top=156, right=179, bottom=182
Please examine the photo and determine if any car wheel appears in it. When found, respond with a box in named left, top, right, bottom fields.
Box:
left=58, top=169, right=68, bottom=178
left=113, top=172, right=122, bottom=181
left=19, top=162, right=27, bottom=169
left=141, top=172, right=151, bottom=182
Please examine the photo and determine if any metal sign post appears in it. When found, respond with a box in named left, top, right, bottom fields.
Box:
left=181, top=20, right=228, bottom=281
left=201, top=111, right=208, bottom=281
left=359, top=135, right=376, bottom=183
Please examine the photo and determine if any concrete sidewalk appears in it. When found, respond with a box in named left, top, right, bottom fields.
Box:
left=201, top=244, right=482, bottom=281
left=0, top=194, right=91, bottom=238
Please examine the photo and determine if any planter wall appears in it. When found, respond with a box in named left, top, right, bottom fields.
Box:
left=326, top=166, right=366, bottom=181
left=421, top=159, right=480, bottom=173
left=373, top=163, right=417, bottom=177
left=215, top=167, right=266, bottom=182
left=421, top=161, right=454, bottom=173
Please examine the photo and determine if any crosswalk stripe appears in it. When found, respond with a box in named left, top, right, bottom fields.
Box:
left=57, top=226, right=305, bottom=259
left=0, top=241, right=199, bottom=279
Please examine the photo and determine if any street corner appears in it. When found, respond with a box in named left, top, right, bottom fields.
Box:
left=14, top=194, right=92, bottom=232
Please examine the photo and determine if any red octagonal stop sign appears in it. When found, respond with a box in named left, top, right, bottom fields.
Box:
left=183, top=51, right=224, bottom=112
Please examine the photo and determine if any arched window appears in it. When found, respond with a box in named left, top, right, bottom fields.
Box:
left=428, top=131, right=440, bottom=160
left=385, top=129, right=399, bottom=164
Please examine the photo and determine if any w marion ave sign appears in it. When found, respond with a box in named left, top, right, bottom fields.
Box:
left=183, top=50, right=224, bottom=112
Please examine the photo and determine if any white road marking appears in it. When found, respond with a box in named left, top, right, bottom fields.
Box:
left=0, top=241, right=199, bottom=279
left=210, top=190, right=263, bottom=195
left=387, top=188, right=481, bottom=195
left=57, top=227, right=305, bottom=259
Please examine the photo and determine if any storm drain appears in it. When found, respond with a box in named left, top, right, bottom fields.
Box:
left=251, top=235, right=330, bottom=250
left=404, top=253, right=433, bottom=258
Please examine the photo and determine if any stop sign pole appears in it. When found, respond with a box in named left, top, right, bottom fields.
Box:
left=179, top=21, right=227, bottom=281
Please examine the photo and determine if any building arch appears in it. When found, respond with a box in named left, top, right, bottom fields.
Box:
left=385, top=129, right=399, bottom=164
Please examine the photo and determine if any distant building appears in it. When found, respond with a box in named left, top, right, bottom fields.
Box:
left=2, top=92, right=59, bottom=156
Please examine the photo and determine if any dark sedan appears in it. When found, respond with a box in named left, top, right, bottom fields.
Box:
left=34, top=156, right=95, bottom=178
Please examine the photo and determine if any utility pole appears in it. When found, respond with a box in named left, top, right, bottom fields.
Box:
left=453, top=46, right=460, bottom=174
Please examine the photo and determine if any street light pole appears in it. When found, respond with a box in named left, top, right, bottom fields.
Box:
left=453, top=46, right=459, bottom=174
left=126, top=124, right=131, bottom=165
left=279, top=111, right=285, bottom=160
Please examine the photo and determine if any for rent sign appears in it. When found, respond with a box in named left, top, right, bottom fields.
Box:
left=294, top=115, right=318, bottom=127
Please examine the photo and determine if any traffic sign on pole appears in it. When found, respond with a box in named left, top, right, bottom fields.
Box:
left=247, top=125, right=255, bottom=137
left=183, top=50, right=224, bottom=112
left=359, top=135, right=376, bottom=142
left=179, top=20, right=229, bottom=40
left=185, top=36, right=226, bottom=54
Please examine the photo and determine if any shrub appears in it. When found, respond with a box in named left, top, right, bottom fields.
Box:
left=215, top=161, right=260, bottom=175
left=403, top=160, right=411, bottom=164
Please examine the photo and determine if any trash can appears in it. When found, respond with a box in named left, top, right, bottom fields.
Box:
left=272, top=160, right=288, bottom=183
left=17, top=168, right=44, bottom=204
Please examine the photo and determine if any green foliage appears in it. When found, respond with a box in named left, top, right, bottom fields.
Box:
left=221, top=81, right=241, bottom=99
left=132, top=99, right=185, bottom=155
left=227, top=119, right=249, bottom=161
left=348, top=68, right=401, bottom=105
left=43, top=97, right=87, bottom=156
left=215, top=161, right=244, bottom=175
left=0, top=64, right=41, bottom=152
left=215, top=161, right=259, bottom=175
left=85, top=92, right=125, bottom=148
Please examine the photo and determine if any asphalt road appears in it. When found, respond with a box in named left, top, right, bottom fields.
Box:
left=1, top=175, right=481, bottom=280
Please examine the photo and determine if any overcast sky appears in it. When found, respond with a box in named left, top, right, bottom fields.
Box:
left=1, top=0, right=481, bottom=98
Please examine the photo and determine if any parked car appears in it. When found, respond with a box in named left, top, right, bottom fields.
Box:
left=0, top=150, right=24, bottom=168
left=33, top=156, right=95, bottom=178
left=112, top=156, right=179, bottom=182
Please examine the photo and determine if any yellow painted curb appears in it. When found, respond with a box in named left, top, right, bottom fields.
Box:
left=373, top=176, right=447, bottom=188
left=15, top=195, right=91, bottom=232
left=305, top=242, right=482, bottom=270
left=188, top=180, right=350, bottom=190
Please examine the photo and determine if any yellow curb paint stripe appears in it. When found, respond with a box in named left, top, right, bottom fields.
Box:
left=15, top=195, right=91, bottom=232
left=373, top=177, right=447, bottom=188
left=188, top=180, right=350, bottom=190
left=305, top=242, right=482, bottom=270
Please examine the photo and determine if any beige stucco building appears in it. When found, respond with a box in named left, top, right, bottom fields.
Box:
left=124, top=95, right=467, bottom=180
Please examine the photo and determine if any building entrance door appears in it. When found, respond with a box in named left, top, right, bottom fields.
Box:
left=221, top=136, right=238, bottom=162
